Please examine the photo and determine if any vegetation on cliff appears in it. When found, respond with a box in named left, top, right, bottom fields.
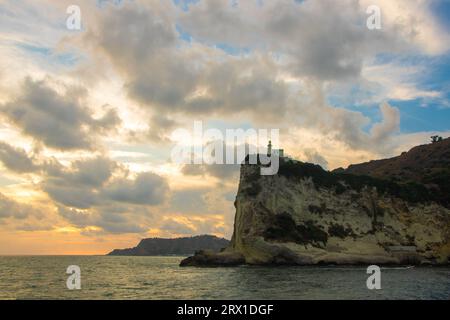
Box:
left=339, top=137, right=450, bottom=208
left=278, top=160, right=447, bottom=208
left=263, top=212, right=328, bottom=247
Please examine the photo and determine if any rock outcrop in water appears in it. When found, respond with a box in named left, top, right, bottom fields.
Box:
left=181, top=139, right=450, bottom=266
left=108, top=235, right=229, bottom=256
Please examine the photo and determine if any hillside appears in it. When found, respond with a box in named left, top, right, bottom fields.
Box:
left=338, top=137, right=450, bottom=208
left=108, top=235, right=229, bottom=256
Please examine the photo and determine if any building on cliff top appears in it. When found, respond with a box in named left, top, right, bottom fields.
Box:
left=267, top=140, right=284, bottom=158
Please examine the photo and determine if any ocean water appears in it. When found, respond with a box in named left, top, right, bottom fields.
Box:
left=0, top=256, right=448, bottom=300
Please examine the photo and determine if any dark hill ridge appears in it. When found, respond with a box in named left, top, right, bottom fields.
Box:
left=335, top=137, right=450, bottom=208
left=108, top=235, right=229, bottom=256
left=339, top=137, right=450, bottom=181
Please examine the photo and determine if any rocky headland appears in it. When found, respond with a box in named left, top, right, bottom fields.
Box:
left=180, top=138, right=450, bottom=266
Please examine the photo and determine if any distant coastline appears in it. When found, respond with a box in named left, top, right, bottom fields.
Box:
left=107, top=235, right=229, bottom=256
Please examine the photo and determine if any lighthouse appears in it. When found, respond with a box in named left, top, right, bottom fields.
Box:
left=267, top=140, right=284, bottom=158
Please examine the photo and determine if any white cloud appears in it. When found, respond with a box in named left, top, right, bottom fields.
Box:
left=360, top=0, right=450, bottom=55
left=0, top=0, right=448, bottom=243
left=361, top=62, right=441, bottom=102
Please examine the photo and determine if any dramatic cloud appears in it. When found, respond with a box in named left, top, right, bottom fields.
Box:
left=0, top=193, right=41, bottom=220
left=0, top=0, right=449, bottom=252
left=43, top=156, right=169, bottom=208
left=0, top=78, right=121, bottom=150
left=33, top=154, right=169, bottom=234
left=42, top=156, right=116, bottom=209
left=85, top=3, right=288, bottom=122
left=103, top=172, right=169, bottom=205
left=58, top=204, right=151, bottom=234
left=178, top=0, right=449, bottom=80
left=77, top=0, right=422, bottom=156
left=0, top=141, right=38, bottom=173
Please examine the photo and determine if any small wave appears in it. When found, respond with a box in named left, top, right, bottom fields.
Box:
left=381, top=265, right=415, bottom=270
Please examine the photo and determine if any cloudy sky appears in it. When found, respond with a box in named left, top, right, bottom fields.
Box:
left=0, top=0, right=449, bottom=254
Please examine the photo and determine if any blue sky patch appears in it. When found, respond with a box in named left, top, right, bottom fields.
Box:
left=16, top=43, right=80, bottom=67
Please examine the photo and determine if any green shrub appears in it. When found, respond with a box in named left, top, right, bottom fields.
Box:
left=308, top=205, right=323, bottom=214
left=276, top=161, right=445, bottom=207
left=328, top=224, right=355, bottom=238
left=263, top=212, right=328, bottom=247
left=245, top=182, right=261, bottom=197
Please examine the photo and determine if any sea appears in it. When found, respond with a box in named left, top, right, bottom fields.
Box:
left=0, top=256, right=448, bottom=300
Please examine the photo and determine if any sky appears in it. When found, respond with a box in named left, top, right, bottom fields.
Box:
left=0, top=0, right=449, bottom=254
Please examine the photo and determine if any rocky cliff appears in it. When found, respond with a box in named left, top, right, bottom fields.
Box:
left=181, top=139, right=450, bottom=266
left=108, top=235, right=229, bottom=256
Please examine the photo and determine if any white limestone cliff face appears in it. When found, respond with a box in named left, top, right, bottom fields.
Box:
left=226, top=163, right=450, bottom=265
